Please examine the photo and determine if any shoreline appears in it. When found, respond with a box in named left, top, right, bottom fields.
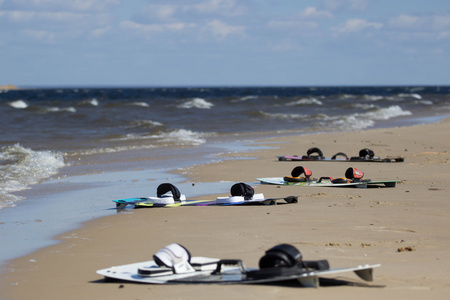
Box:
left=0, top=135, right=283, bottom=266
left=1, top=119, right=450, bottom=299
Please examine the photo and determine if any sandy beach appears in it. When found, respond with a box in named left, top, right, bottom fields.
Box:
left=1, top=119, right=450, bottom=299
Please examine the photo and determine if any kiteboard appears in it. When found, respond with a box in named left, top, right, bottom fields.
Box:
left=258, top=178, right=400, bottom=188
left=259, top=166, right=400, bottom=188
left=114, top=198, right=214, bottom=209
left=257, top=177, right=367, bottom=188
left=114, top=183, right=298, bottom=208
left=277, top=147, right=404, bottom=163
left=133, top=196, right=298, bottom=207
left=97, top=243, right=380, bottom=288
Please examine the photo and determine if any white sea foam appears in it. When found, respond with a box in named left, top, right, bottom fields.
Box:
left=286, top=98, right=323, bottom=106
left=352, top=103, right=377, bottom=109
left=129, top=102, right=150, bottom=107
left=78, top=98, right=99, bottom=106
left=177, top=98, right=213, bottom=109
left=340, top=94, right=357, bottom=99
left=362, top=105, right=412, bottom=120
left=415, top=100, right=433, bottom=105
left=43, top=107, right=77, bottom=113
left=108, top=129, right=210, bottom=146
left=260, top=111, right=306, bottom=120
left=240, top=95, right=258, bottom=101
left=127, top=119, right=163, bottom=128
left=322, top=105, right=412, bottom=130
left=0, top=144, right=65, bottom=209
left=398, top=93, right=422, bottom=99
left=328, top=116, right=375, bottom=130
left=157, top=129, right=208, bottom=145
left=89, top=98, right=99, bottom=106
left=8, top=100, right=28, bottom=109
left=71, top=144, right=157, bottom=156
left=363, top=95, right=385, bottom=101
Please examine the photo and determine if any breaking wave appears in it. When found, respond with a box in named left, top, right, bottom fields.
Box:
left=286, top=98, right=323, bottom=106
left=177, top=98, right=214, bottom=109
left=259, top=111, right=306, bottom=120
left=156, top=129, right=210, bottom=145
left=0, top=144, right=65, bottom=209
left=321, top=105, right=412, bottom=130
left=8, top=100, right=28, bottom=109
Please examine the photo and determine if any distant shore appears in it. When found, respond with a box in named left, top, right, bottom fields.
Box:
left=0, top=85, right=18, bottom=90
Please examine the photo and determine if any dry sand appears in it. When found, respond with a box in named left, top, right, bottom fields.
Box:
left=1, top=119, right=450, bottom=299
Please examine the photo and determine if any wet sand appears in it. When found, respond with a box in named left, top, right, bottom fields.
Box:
left=1, top=119, right=450, bottom=299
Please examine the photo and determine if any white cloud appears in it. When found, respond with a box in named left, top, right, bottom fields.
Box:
left=299, top=6, right=332, bottom=19
left=125, top=2, right=246, bottom=39
left=22, top=28, right=56, bottom=42
left=389, top=14, right=450, bottom=31
left=153, top=5, right=178, bottom=19
left=206, top=19, right=244, bottom=38
left=3, top=0, right=120, bottom=12
left=192, top=0, right=246, bottom=17
left=135, top=4, right=178, bottom=22
left=266, top=7, right=330, bottom=32
left=431, top=15, right=450, bottom=30
left=322, top=0, right=370, bottom=11
left=267, top=19, right=318, bottom=31
left=135, top=0, right=246, bottom=23
left=387, top=13, right=450, bottom=42
left=389, top=14, right=420, bottom=29
left=271, top=39, right=304, bottom=52
left=0, top=9, right=111, bottom=31
left=333, top=18, right=383, bottom=33
left=120, top=20, right=194, bottom=36
left=90, top=26, right=111, bottom=37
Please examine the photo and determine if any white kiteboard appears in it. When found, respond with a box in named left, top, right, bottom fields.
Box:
left=97, top=243, right=380, bottom=288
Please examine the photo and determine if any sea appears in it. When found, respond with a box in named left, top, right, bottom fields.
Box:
left=0, top=85, right=449, bottom=263
left=1, top=85, right=450, bottom=210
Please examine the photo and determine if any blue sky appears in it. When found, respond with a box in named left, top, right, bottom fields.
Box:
left=1, top=0, right=449, bottom=87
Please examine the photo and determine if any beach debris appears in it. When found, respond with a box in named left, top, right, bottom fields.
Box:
left=397, top=246, right=415, bottom=252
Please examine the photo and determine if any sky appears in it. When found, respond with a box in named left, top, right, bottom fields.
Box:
left=1, top=0, right=449, bottom=87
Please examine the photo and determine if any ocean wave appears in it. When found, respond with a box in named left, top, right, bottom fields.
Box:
left=177, top=98, right=213, bottom=109
left=0, top=144, right=65, bottom=209
left=362, top=105, right=412, bottom=120
left=126, top=119, right=164, bottom=129
left=362, top=95, right=385, bottom=101
left=231, top=95, right=259, bottom=103
left=414, top=100, right=433, bottom=105
left=240, top=95, right=258, bottom=101
left=339, top=94, right=357, bottom=100
left=41, top=107, right=77, bottom=113
left=398, top=93, right=422, bottom=99
left=79, top=98, right=99, bottom=106
left=327, top=116, right=375, bottom=130
left=320, top=105, right=412, bottom=130
left=8, top=100, right=28, bottom=109
left=286, top=98, right=323, bottom=106
left=352, top=103, right=377, bottom=110
left=107, top=128, right=211, bottom=146
left=259, top=111, right=306, bottom=120
left=72, top=129, right=210, bottom=155
left=129, top=102, right=150, bottom=107
left=71, top=144, right=157, bottom=156
left=156, top=129, right=209, bottom=145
